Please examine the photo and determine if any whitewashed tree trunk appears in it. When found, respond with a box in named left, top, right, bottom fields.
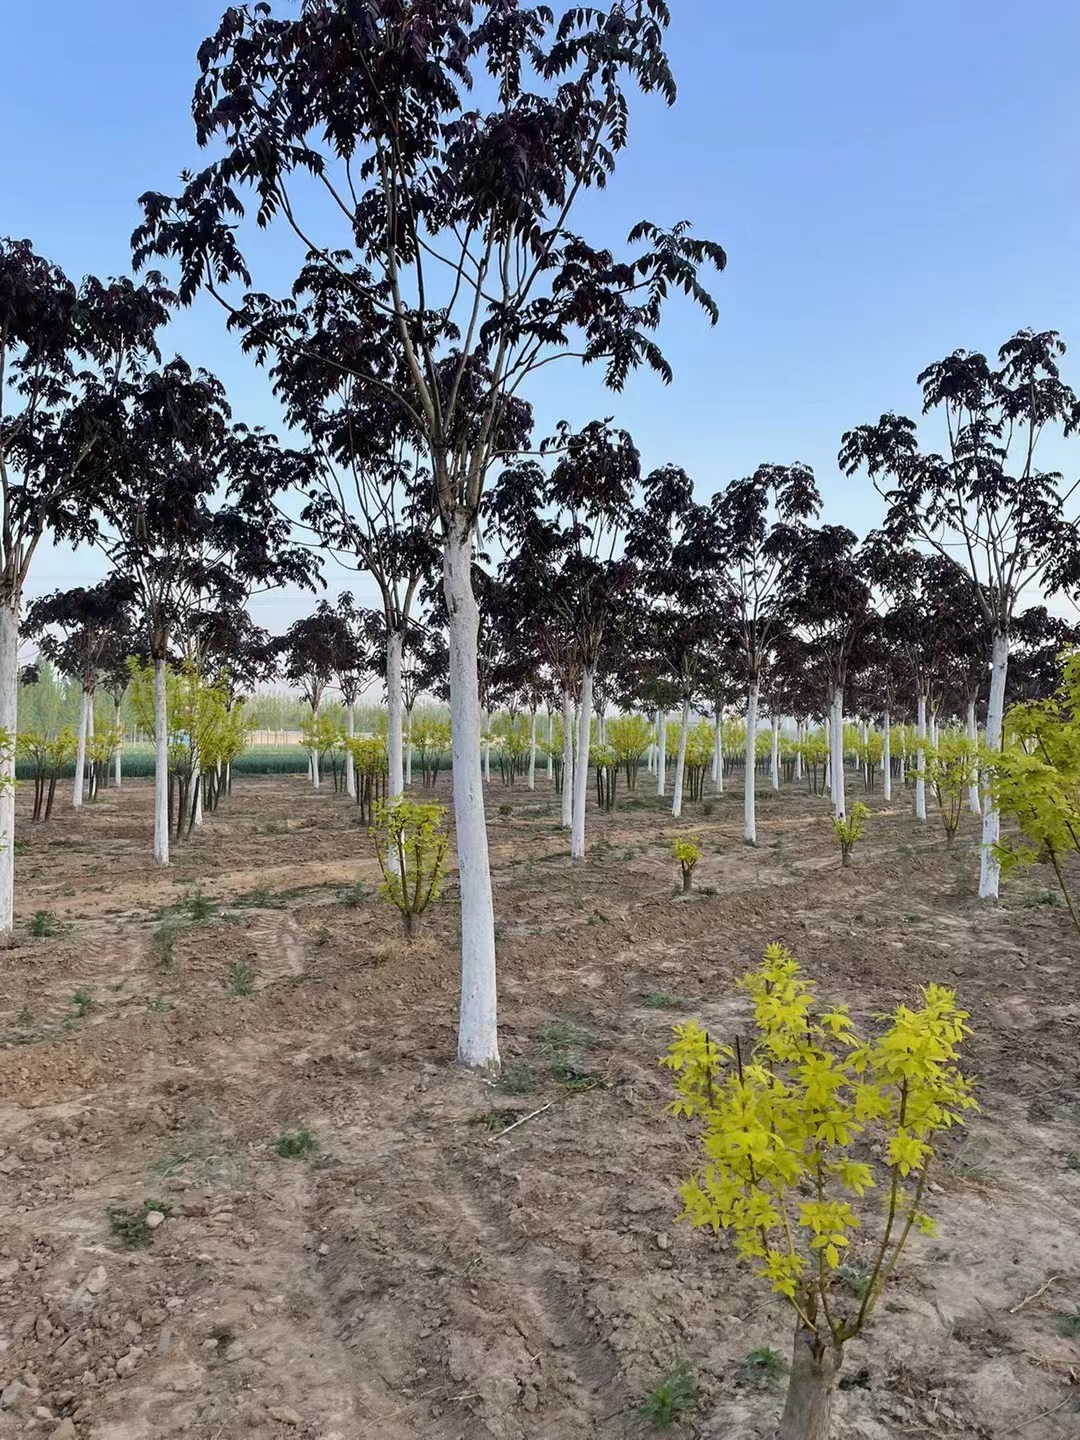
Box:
left=861, top=719, right=870, bottom=787
left=915, top=691, right=928, bottom=822
left=929, top=711, right=939, bottom=750
left=0, top=604, right=18, bottom=931
left=527, top=709, right=537, bottom=790
left=744, top=684, right=759, bottom=844
left=483, top=737, right=491, bottom=783
left=714, top=703, right=725, bottom=794
left=770, top=714, right=781, bottom=791
left=308, top=751, right=315, bottom=786
left=311, top=734, right=321, bottom=791
left=345, top=705, right=356, bottom=798
left=73, top=689, right=90, bottom=808
left=153, top=655, right=170, bottom=866
left=443, top=528, right=499, bottom=1069
left=571, top=666, right=594, bottom=860
left=560, top=688, right=574, bottom=828
left=193, top=758, right=204, bottom=826
left=113, top=699, right=123, bottom=787
left=979, top=633, right=1008, bottom=900
left=711, top=704, right=721, bottom=785
left=656, top=710, right=667, bottom=797
left=966, top=698, right=981, bottom=815
left=882, top=710, right=892, bottom=802
left=386, top=629, right=404, bottom=801
left=794, top=720, right=804, bottom=782
left=546, top=711, right=554, bottom=780
left=830, top=687, right=846, bottom=820
left=671, top=695, right=691, bottom=818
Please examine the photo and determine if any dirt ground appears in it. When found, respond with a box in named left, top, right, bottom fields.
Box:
left=0, top=767, right=1077, bottom=1440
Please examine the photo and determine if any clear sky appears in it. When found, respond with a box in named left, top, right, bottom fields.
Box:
left=4, top=0, right=1079, bottom=629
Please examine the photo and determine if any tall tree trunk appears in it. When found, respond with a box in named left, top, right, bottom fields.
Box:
left=915, top=690, right=928, bottom=822
left=113, top=699, right=123, bottom=787
left=711, top=703, right=722, bottom=791
left=882, top=709, right=892, bottom=802
left=770, top=713, right=781, bottom=791
left=406, top=707, right=414, bottom=787
left=0, top=603, right=17, bottom=931
left=527, top=708, right=537, bottom=790
left=794, top=720, right=804, bottom=782
left=73, top=689, right=90, bottom=808
left=443, top=527, right=499, bottom=1070
left=560, top=688, right=574, bottom=828
left=744, top=683, right=759, bottom=844
left=345, top=704, right=356, bottom=798
left=483, top=736, right=491, bottom=783
left=830, top=686, right=846, bottom=820
left=979, top=632, right=1008, bottom=900
left=656, top=710, right=667, bottom=797
left=778, top=1325, right=841, bottom=1440
left=192, top=758, right=204, bottom=826
left=386, top=628, right=405, bottom=801
left=153, top=655, right=170, bottom=866
left=672, top=695, right=691, bottom=818
left=571, top=666, right=594, bottom=860
left=966, top=697, right=981, bottom=815
left=546, top=710, right=554, bottom=780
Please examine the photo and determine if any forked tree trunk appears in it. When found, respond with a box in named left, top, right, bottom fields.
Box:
left=914, top=691, right=928, bottom=822
left=830, top=687, right=846, bottom=820
left=113, top=700, right=123, bottom=787
left=656, top=710, right=667, bottom=797
left=744, top=683, right=759, bottom=844
left=0, top=603, right=17, bottom=931
left=770, top=713, right=781, bottom=791
left=571, top=666, right=594, bottom=860
left=965, top=698, right=980, bottom=815
left=979, top=632, right=1008, bottom=900
left=527, top=709, right=537, bottom=790
left=443, top=527, right=499, bottom=1070
left=671, top=695, right=691, bottom=818
left=778, top=1325, right=841, bottom=1440
left=73, top=689, right=90, bottom=808
left=560, top=688, right=574, bottom=828
left=386, top=628, right=404, bottom=801
left=345, top=705, right=356, bottom=798
left=882, top=709, right=892, bottom=802
left=153, top=655, right=170, bottom=866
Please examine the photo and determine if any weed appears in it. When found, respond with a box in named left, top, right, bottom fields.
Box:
left=107, top=1198, right=171, bottom=1249
left=551, top=1056, right=603, bottom=1092
left=1053, top=1310, right=1080, bottom=1338
left=146, top=996, right=172, bottom=1014
left=148, top=1131, right=247, bottom=1189
left=638, top=1360, right=696, bottom=1429
left=834, top=1261, right=874, bottom=1299
left=538, top=1018, right=594, bottom=1051
left=898, top=842, right=916, bottom=856
left=225, top=959, right=255, bottom=997
left=586, top=911, right=608, bottom=925
left=1065, top=1153, right=1080, bottom=1173
left=619, top=846, right=637, bottom=860
left=207, top=1325, right=235, bottom=1352
left=12, top=839, right=29, bottom=856
left=233, top=884, right=282, bottom=909
left=699, top=885, right=719, bottom=897
left=72, top=988, right=93, bottom=1017
left=737, top=1345, right=789, bottom=1389
left=15, top=1006, right=32, bottom=1027
left=901, top=912, right=919, bottom=925
left=183, top=886, right=216, bottom=922
left=643, top=991, right=685, bottom=1010
left=498, top=802, right=513, bottom=817
left=152, top=923, right=177, bottom=968
left=481, top=1109, right=507, bottom=1131
left=702, top=800, right=714, bottom=817
left=29, top=910, right=62, bottom=938
left=946, top=1137, right=994, bottom=1183
left=273, top=1128, right=319, bottom=1159
left=340, top=881, right=367, bottom=908
left=311, top=923, right=332, bottom=947
left=1025, top=888, right=1060, bottom=909
left=495, top=1057, right=535, bottom=1095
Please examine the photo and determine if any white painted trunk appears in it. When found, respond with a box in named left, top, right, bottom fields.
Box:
left=443, top=528, right=499, bottom=1070
left=915, top=691, right=927, bottom=822
left=571, top=666, right=594, bottom=860
left=406, top=709, right=414, bottom=788
left=830, top=687, right=846, bottom=820
left=73, top=689, right=90, bottom=808
left=193, top=760, right=203, bottom=826
left=560, top=688, right=574, bottom=828
left=714, top=704, right=725, bottom=794
left=345, top=706, right=356, bottom=798
left=483, top=737, right=491, bottom=784
left=113, top=700, right=123, bottom=787
left=672, top=695, right=691, bottom=818
left=656, top=711, right=667, bottom=797
left=386, top=629, right=404, bottom=801
left=882, top=710, right=892, bottom=802
left=311, top=728, right=321, bottom=791
left=546, top=712, right=554, bottom=779
left=861, top=719, right=869, bottom=786
left=794, top=721, right=803, bottom=782
left=966, top=699, right=981, bottom=815
left=153, top=656, right=170, bottom=866
left=979, top=633, right=1008, bottom=900
left=770, top=714, right=781, bottom=791
left=711, top=705, right=721, bottom=785
left=0, top=604, right=18, bottom=932
left=527, top=709, right=537, bottom=790
left=744, top=684, right=759, bottom=843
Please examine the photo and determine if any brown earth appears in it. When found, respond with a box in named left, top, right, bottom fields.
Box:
left=0, top=768, right=1077, bottom=1440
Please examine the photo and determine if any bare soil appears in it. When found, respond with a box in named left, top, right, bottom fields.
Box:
left=0, top=771, right=1077, bottom=1440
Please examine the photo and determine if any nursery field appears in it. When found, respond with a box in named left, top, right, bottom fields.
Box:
left=0, top=774, right=1077, bottom=1440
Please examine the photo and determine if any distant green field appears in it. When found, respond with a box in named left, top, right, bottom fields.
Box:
left=15, top=745, right=315, bottom=781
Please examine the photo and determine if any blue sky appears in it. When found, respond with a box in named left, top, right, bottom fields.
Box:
left=5, top=0, right=1079, bottom=626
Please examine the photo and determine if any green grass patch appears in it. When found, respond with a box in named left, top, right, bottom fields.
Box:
left=107, top=1198, right=171, bottom=1249
left=737, top=1345, right=788, bottom=1389
left=638, top=1360, right=696, bottom=1429
left=273, top=1129, right=318, bottom=1159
